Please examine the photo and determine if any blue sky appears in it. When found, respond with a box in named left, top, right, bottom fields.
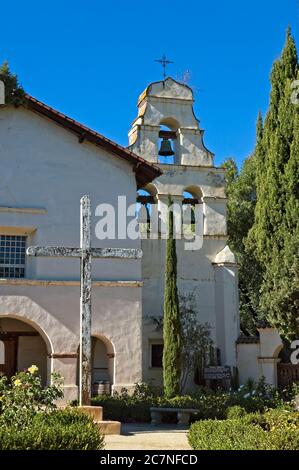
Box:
left=1, top=0, right=298, bottom=167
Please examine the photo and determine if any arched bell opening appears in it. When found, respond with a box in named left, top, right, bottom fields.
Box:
left=182, top=186, right=203, bottom=237
left=157, top=120, right=179, bottom=164
left=136, top=184, right=158, bottom=236
left=183, top=186, right=203, bottom=202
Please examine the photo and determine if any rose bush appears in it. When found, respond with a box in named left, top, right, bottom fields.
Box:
left=0, top=366, right=104, bottom=450
left=0, top=365, right=63, bottom=427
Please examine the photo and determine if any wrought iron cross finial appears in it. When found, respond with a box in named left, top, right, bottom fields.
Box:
left=155, top=54, right=174, bottom=80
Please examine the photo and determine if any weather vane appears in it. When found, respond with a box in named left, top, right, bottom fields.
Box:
left=155, top=54, right=174, bottom=80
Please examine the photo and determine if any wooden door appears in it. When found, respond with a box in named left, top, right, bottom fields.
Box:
left=0, top=337, right=18, bottom=378
left=277, top=363, right=299, bottom=388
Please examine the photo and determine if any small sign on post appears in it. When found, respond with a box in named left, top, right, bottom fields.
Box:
left=204, top=366, right=231, bottom=380
left=204, top=366, right=232, bottom=390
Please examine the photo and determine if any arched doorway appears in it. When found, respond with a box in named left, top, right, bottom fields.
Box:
left=91, top=335, right=114, bottom=396
left=0, top=317, right=48, bottom=384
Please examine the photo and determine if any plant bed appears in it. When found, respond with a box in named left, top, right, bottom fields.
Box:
left=89, top=378, right=285, bottom=423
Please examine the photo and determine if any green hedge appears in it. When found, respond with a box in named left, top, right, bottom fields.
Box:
left=0, top=409, right=105, bottom=450
left=92, top=396, right=152, bottom=422
left=92, top=394, right=214, bottom=423
left=188, top=409, right=299, bottom=450
left=91, top=392, right=279, bottom=423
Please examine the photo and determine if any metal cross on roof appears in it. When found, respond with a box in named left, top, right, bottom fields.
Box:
left=155, top=54, right=174, bottom=80
left=27, top=195, right=142, bottom=406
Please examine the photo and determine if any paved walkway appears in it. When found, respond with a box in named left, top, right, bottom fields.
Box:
left=105, top=423, right=191, bottom=450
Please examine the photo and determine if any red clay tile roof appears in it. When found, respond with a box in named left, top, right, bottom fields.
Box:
left=24, top=94, right=162, bottom=188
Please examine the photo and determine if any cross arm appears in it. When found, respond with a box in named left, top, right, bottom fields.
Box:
left=26, top=247, right=81, bottom=257
left=26, top=246, right=143, bottom=259
left=90, top=248, right=143, bottom=259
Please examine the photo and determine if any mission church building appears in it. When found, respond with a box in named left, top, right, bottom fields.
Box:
left=0, top=77, right=241, bottom=400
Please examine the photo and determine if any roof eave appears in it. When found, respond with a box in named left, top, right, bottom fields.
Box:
left=24, top=95, right=162, bottom=188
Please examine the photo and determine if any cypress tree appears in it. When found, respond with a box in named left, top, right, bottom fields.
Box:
left=262, top=99, right=299, bottom=339
left=246, top=28, right=299, bottom=339
left=163, top=196, right=181, bottom=397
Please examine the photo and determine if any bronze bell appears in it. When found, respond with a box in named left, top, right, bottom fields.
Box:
left=158, top=137, right=174, bottom=156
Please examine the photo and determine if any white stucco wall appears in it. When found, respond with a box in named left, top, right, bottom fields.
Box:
left=0, top=284, right=143, bottom=398
left=152, top=165, right=226, bottom=199
left=0, top=106, right=141, bottom=280
left=237, top=343, right=261, bottom=385
left=0, top=105, right=143, bottom=399
left=214, top=264, right=239, bottom=368
left=236, top=329, right=284, bottom=387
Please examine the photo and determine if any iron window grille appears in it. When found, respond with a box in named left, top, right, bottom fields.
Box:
left=0, top=235, right=26, bottom=278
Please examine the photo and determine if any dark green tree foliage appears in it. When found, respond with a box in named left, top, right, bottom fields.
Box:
left=223, top=129, right=263, bottom=335
left=223, top=115, right=263, bottom=334
left=163, top=196, right=182, bottom=397
left=0, top=61, right=25, bottom=105
left=246, top=29, right=299, bottom=339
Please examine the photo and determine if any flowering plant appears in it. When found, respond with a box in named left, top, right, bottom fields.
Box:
left=236, top=377, right=280, bottom=400
left=0, top=365, right=63, bottom=427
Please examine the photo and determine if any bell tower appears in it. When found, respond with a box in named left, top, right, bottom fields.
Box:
left=130, top=77, right=240, bottom=388
left=128, top=77, right=213, bottom=166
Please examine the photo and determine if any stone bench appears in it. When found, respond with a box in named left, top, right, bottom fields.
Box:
left=150, top=407, right=199, bottom=425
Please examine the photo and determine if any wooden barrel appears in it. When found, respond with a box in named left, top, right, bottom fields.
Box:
left=92, top=381, right=111, bottom=396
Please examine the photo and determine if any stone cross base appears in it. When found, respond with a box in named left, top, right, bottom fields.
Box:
left=78, top=406, right=121, bottom=435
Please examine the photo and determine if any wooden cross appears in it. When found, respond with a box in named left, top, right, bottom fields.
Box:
left=27, top=195, right=142, bottom=406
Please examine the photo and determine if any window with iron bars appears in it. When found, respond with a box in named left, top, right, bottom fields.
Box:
left=0, top=235, right=26, bottom=278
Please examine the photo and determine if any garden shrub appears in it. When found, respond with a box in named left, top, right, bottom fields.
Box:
left=188, top=409, right=299, bottom=450
left=0, top=366, right=104, bottom=450
left=254, top=409, right=299, bottom=450
left=188, top=418, right=266, bottom=450
left=0, top=409, right=104, bottom=450
left=226, top=405, right=247, bottom=419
